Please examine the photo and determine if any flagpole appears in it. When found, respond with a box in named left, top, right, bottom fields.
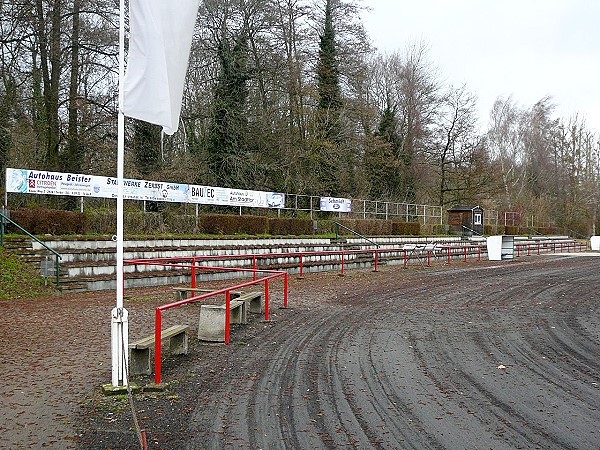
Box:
left=111, top=0, right=128, bottom=387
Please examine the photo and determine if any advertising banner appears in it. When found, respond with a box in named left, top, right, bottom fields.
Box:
left=6, top=168, right=285, bottom=209
left=320, top=196, right=351, bottom=212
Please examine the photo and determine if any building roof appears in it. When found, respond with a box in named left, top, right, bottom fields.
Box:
left=447, top=205, right=482, bottom=212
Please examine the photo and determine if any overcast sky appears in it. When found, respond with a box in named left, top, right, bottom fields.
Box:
left=361, top=0, right=600, bottom=133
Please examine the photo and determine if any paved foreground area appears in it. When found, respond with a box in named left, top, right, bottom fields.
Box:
left=1, top=254, right=599, bottom=449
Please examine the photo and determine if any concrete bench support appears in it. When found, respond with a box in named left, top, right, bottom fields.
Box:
left=172, top=287, right=242, bottom=301
left=237, top=291, right=263, bottom=314
left=129, top=324, right=189, bottom=376
left=197, top=300, right=247, bottom=342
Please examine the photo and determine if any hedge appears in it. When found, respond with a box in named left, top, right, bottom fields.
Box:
left=391, top=221, right=420, bottom=235
left=268, top=218, right=313, bottom=235
left=5, top=207, right=423, bottom=237
left=199, top=214, right=269, bottom=235
left=9, top=207, right=87, bottom=235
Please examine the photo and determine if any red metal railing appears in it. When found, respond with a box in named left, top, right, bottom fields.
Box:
left=144, top=263, right=287, bottom=385
left=123, top=238, right=589, bottom=384
left=127, top=245, right=482, bottom=280
left=514, top=240, right=587, bottom=256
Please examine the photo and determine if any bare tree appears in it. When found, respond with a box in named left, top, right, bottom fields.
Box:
left=431, top=84, right=480, bottom=207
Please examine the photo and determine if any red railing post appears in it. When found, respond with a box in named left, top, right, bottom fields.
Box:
left=191, top=257, right=196, bottom=290
left=517, top=245, right=521, bottom=257
left=537, top=243, right=540, bottom=255
left=463, top=246, right=467, bottom=262
left=154, top=309, right=162, bottom=385
left=527, top=244, right=531, bottom=256
left=427, top=250, right=431, bottom=267
left=283, top=272, right=288, bottom=308
left=404, top=249, right=408, bottom=268
left=374, top=250, right=379, bottom=271
left=264, top=279, right=270, bottom=321
left=478, top=245, right=481, bottom=261
left=299, top=254, right=304, bottom=278
left=341, top=251, right=345, bottom=275
left=447, top=247, right=451, bottom=264
left=225, top=290, right=231, bottom=344
left=252, top=255, right=257, bottom=281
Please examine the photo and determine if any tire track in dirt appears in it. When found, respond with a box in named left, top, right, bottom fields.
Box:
left=76, top=256, right=599, bottom=449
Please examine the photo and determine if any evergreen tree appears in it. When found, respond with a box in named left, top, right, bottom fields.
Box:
left=366, top=104, right=402, bottom=199
left=316, top=0, right=342, bottom=141
left=132, top=119, right=162, bottom=211
left=308, top=0, right=345, bottom=196
left=207, top=33, right=250, bottom=187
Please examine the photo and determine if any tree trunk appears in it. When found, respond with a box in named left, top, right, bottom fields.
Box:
left=66, top=0, right=81, bottom=174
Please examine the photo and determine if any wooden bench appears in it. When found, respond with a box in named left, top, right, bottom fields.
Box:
left=197, top=300, right=247, bottom=342
left=236, top=291, right=263, bottom=314
left=129, top=324, right=189, bottom=376
left=172, top=287, right=242, bottom=301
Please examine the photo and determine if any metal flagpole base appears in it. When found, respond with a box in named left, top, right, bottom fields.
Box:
left=111, top=307, right=129, bottom=387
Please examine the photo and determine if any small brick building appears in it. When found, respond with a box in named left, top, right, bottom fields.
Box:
left=447, top=205, right=484, bottom=236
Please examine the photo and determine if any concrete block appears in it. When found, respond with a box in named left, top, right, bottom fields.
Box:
left=198, top=301, right=247, bottom=342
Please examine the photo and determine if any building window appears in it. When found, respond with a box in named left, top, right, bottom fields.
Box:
left=474, top=213, right=482, bottom=225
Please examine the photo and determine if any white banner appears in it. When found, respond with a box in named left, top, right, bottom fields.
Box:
left=320, top=196, right=351, bottom=212
left=6, top=168, right=285, bottom=209
left=122, top=0, right=200, bottom=135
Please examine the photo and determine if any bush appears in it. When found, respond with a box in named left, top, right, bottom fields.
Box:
left=333, top=219, right=393, bottom=236
left=9, top=207, right=87, bottom=235
left=268, top=218, right=313, bottom=235
left=483, top=224, right=502, bottom=235
left=199, top=214, right=268, bottom=235
left=391, top=221, right=420, bottom=235
left=431, top=224, right=448, bottom=235
left=163, top=214, right=198, bottom=234
left=85, top=210, right=165, bottom=234
left=504, top=226, right=519, bottom=235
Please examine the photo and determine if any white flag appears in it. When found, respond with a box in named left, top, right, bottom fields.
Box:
left=122, top=0, right=200, bottom=135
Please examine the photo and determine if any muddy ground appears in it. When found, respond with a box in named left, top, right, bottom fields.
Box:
left=1, top=254, right=598, bottom=449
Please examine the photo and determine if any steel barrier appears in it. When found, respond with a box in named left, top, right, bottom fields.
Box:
left=125, top=259, right=288, bottom=384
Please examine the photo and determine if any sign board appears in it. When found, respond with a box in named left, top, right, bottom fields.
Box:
left=319, top=196, right=351, bottom=212
left=40, top=256, right=56, bottom=277
left=6, top=168, right=285, bottom=210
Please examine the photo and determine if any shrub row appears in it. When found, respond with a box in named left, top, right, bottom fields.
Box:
left=9, top=207, right=87, bottom=235
left=199, top=214, right=269, bottom=235
left=391, top=221, right=420, bottom=235
left=335, top=219, right=392, bottom=236
left=6, top=208, right=422, bottom=237
left=329, top=219, right=420, bottom=236
left=503, top=226, right=564, bottom=236
left=268, top=217, right=314, bottom=235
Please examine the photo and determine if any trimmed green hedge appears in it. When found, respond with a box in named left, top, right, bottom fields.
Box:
left=391, top=221, right=420, bottom=235
left=6, top=207, right=422, bottom=237
left=268, top=218, right=313, bottom=235
left=199, top=214, right=269, bottom=235
left=9, top=207, right=87, bottom=235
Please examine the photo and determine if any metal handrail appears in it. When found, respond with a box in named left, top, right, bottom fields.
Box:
left=0, top=210, right=62, bottom=287
left=461, top=225, right=484, bottom=237
left=568, top=229, right=589, bottom=240
left=526, top=227, right=545, bottom=236
left=333, top=221, right=380, bottom=248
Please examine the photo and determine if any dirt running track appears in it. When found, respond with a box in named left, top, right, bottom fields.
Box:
left=2, top=254, right=600, bottom=449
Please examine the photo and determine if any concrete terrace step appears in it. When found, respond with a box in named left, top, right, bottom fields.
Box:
left=59, top=249, right=380, bottom=278
left=3, top=235, right=494, bottom=292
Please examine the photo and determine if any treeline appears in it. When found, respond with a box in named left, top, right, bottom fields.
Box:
left=1, top=0, right=598, bottom=235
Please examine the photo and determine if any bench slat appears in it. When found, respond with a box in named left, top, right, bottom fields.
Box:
left=130, top=324, right=189, bottom=349
left=236, top=292, right=261, bottom=301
